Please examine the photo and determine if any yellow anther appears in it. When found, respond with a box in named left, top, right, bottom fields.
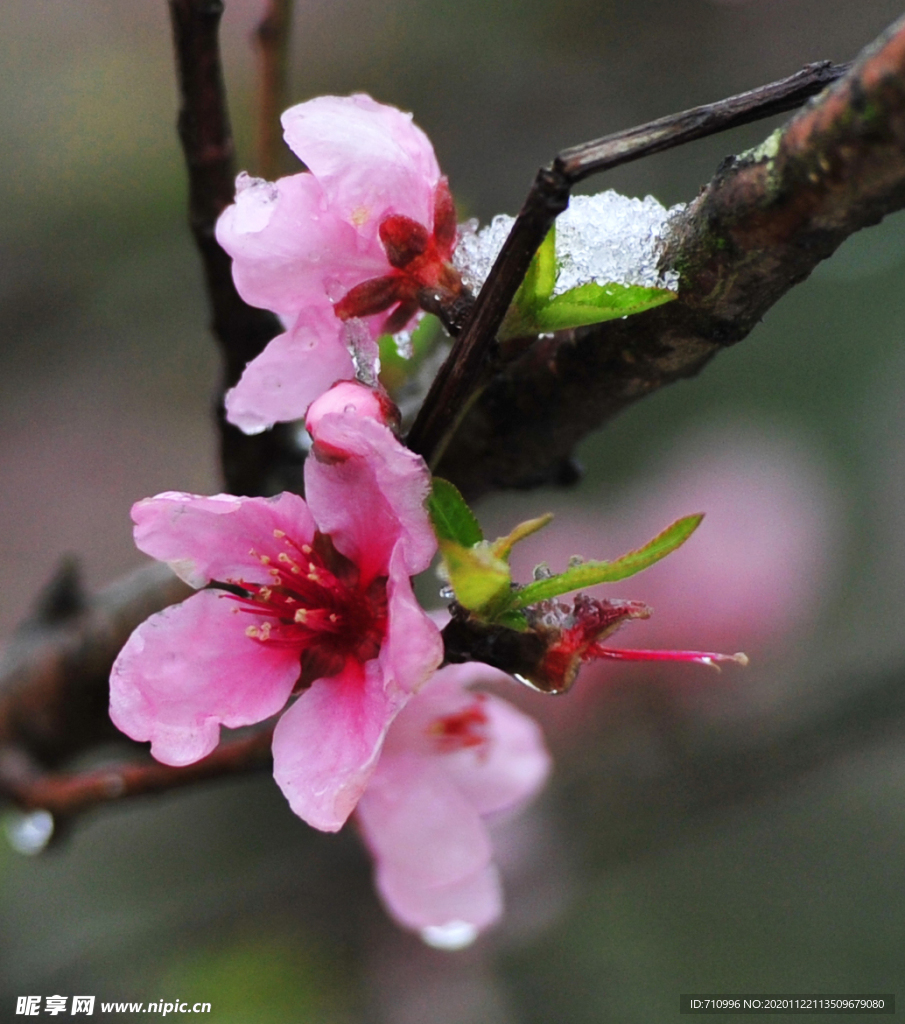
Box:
left=294, top=608, right=309, bottom=624
left=301, top=544, right=312, bottom=554
left=273, top=529, right=286, bottom=538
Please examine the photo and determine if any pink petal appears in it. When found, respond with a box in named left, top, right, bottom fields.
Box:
left=305, top=414, right=435, bottom=579
left=109, top=589, right=300, bottom=766
left=374, top=860, right=503, bottom=936
left=215, top=171, right=384, bottom=315
left=281, top=95, right=440, bottom=249
left=305, top=380, right=391, bottom=436
left=382, top=665, right=551, bottom=815
left=224, top=311, right=356, bottom=435
left=443, top=688, right=552, bottom=817
left=357, top=753, right=492, bottom=889
left=132, top=491, right=316, bottom=588
left=271, top=658, right=405, bottom=831
left=377, top=546, right=444, bottom=696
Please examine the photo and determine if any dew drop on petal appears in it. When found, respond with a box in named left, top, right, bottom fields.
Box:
left=420, top=920, right=479, bottom=950
left=4, top=809, right=54, bottom=855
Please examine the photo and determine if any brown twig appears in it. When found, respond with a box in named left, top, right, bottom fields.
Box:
left=0, top=727, right=274, bottom=818
left=254, top=0, right=295, bottom=181
left=435, top=16, right=905, bottom=496
left=406, top=59, right=850, bottom=467
left=169, top=0, right=305, bottom=497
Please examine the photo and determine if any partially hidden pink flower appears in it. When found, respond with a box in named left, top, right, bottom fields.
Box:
left=109, top=385, right=442, bottom=831
left=216, top=94, right=462, bottom=434
left=356, top=662, right=551, bottom=947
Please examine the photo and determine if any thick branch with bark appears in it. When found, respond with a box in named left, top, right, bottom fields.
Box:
left=434, top=16, right=905, bottom=497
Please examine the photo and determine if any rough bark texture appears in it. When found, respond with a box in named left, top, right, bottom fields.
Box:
left=435, top=15, right=905, bottom=498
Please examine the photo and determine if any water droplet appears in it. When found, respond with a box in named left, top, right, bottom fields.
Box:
left=533, top=562, right=553, bottom=580
left=420, top=920, right=479, bottom=950
left=4, top=809, right=54, bottom=855
left=439, top=585, right=455, bottom=600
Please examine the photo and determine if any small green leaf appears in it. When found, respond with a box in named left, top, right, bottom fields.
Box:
left=510, top=513, right=703, bottom=608
left=535, top=281, right=677, bottom=332
left=438, top=539, right=511, bottom=612
left=428, top=478, right=483, bottom=548
left=500, top=227, right=558, bottom=339
left=490, top=513, right=554, bottom=561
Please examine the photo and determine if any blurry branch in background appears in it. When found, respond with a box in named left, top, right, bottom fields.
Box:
left=0, top=561, right=189, bottom=765
left=407, top=59, right=850, bottom=467
left=434, top=14, right=905, bottom=496
left=1, top=726, right=274, bottom=820
left=254, top=0, right=295, bottom=180
left=170, top=0, right=305, bottom=498
left=4, top=12, right=905, bottom=826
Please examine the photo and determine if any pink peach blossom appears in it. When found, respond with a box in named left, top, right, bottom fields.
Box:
left=356, top=662, right=551, bottom=945
left=216, top=94, right=461, bottom=434
left=110, top=393, right=441, bottom=831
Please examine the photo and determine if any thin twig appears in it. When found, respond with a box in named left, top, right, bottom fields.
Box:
left=406, top=59, right=850, bottom=466
left=1, top=727, right=274, bottom=818
left=254, top=0, right=295, bottom=180
left=169, top=0, right=304, bottom=496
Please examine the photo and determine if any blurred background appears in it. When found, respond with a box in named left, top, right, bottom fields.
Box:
left=2, top=0, right=905, bottom=1020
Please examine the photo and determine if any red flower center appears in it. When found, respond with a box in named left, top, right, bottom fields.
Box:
left=332, top=177, right=463, bottom=334
left=226, top=529, right=388, bottom=689
left=429, top=696, right=490, bottom=753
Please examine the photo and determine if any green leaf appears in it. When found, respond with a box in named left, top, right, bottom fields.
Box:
left=428, top=477, right=483, bottom=548
left=535, top=281, right=677, bottom=332
left=510, top=513, right=703, bottom=608
left=500, top=227, right=558, bottom=339
left=438, top=539, right=511, bottom=612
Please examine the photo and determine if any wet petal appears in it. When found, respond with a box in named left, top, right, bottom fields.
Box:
left=305, top=415, right=435, bottom=579
left=272, top=658, right=405, bottom=831
left=378, top=547, right=444, bottom=694
left=225, top=311, right=356, bottom=435
left=215, top=171, right=383, bottom=316
left=109, top=589, right=300, bottom=766
left=281, top=94, right=440, bottom=247
left=375, top=859, right=503, bottom=935
left=132, top=491, right=316, bottom=588
left=357, top=753, right=492, bottom=888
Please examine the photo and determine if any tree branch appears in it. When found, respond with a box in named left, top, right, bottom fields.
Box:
left=169, top=0, right=305, bottom=496
left=434, top=17, right=905, bottom=496
left=0, top=726, right=273, bottom=818
left=407, top=60, right=851, bottom=467
left=254, top=0, right=295, bottom=181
